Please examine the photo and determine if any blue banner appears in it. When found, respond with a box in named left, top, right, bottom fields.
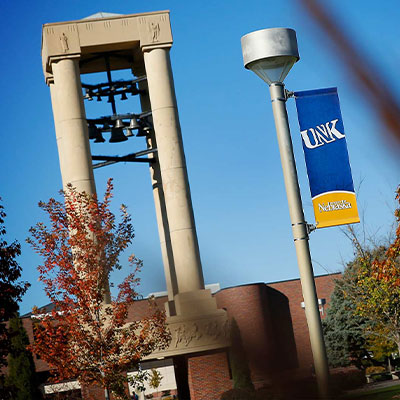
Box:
left=294, top=87, right=359, bottom=228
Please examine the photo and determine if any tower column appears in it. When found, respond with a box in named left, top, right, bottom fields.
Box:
left=133, top=64, right=179, bottom=314
left=143, top=47, right=204, bottom=295
left=50, top=57, right=96, bottom=195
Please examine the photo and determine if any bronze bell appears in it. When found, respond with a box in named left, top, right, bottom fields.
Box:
left=94, top=132, right=106, bottom=143
left=136, top=119, right=152, bottom=137
left=88, top=124, right=105, bottom=142
left=88, top=124, right=98, bottom=139
left=129, top=116, right=140, bottom=130
left=114, top=119, right=125, bottom=129
left=109, top=122, right=127, bottom=142
left=125, top=128, right=134, bottom=137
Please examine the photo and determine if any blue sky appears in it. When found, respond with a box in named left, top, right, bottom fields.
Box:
left=1, top=1, right=399, bottom=315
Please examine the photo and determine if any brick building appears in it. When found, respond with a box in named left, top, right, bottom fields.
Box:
left=20, top=272, right=339, bottom=399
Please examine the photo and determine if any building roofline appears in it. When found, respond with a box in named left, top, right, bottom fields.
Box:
left=21, top=273, right=342, bottom=315
left=267, top=272, right=342, bottom=285
left=214, top=272, right=342, bottom=294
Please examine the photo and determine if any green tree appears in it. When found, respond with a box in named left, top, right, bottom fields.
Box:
left=6, top=314, right=40, bottom=400
left=326, top=186, right=400, bottom=369
left=349, top=187, right=400, bottom=355
left=322, top=261, right=373, bottom=369
left=323, top=185, right=400, bottom=370
left=0, top=199, right=30, bottom=399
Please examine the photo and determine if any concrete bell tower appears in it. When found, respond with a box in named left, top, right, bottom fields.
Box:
left=41, top=11, right=228, bottom=359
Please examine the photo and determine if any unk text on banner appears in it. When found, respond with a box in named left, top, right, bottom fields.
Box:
left=294, top=87, right=359, bottom=228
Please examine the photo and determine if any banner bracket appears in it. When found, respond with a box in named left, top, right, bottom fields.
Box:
left=307, top=223, right=317, bottom=234
left=285, top=89, right=294, bottom=100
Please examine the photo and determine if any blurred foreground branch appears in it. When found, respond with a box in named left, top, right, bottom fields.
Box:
left=299, top=0, right=400, bottom=146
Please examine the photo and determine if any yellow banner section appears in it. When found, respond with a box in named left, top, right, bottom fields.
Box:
left=312, top=191, right=360, bottom=229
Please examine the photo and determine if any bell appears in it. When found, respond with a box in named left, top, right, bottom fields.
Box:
left=94, top=132, right=106, bottom=143
left=136, top=126, right=150, bottom=137
left=109, top=127, right=127, bottom=143
left=114, top=119, right=125, bottom=128
left=84, top=89, right=93, bottom=101
left=129, top=116, right=140, bottom=130
left=96, top=94, right=102, bottom=102
left=88, top=124, right=105, bottom=142
left=130, top=83, right=138, bottom=95
left=137, top=118, right=152, bottom=137
left=88, top=124, right=99, bottom=140
left=125, top=128, right=134, bottom=137
left=120, top=92, right=128, bottom=101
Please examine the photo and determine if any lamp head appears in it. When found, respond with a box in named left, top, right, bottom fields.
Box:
left=241, top=28, right=299, bottom=85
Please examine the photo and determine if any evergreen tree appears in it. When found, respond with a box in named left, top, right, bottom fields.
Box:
left=6, top=314, right=40, bottom=400
left=322, top=265, right=371, bottom=369
left=0, top=199, right=30, bottom=399
left=0, top=200, right=29, bottom=367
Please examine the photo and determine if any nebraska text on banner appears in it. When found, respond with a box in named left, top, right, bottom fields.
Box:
left=294, top=87, right=359, bottom=228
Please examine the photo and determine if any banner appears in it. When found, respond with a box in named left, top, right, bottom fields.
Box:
left=294, top=87, right=359, bottom=228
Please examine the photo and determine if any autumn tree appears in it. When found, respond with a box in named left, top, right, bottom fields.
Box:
left=27, top=181, right=170, bottom=400
left=0, top=199, right=29, bottom=398
left=342, top=186, right=400, bottom=358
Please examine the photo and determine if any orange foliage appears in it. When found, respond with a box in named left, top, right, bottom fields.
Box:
left=27, top=180, right=170, bottom=398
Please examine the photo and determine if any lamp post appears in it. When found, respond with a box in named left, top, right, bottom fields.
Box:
left=241, top=28, right=330, bottom=398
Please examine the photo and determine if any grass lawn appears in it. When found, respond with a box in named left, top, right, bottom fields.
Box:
left=342, top=383, right=400, bottom=400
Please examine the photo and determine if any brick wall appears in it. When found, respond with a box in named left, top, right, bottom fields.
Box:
left=269, top=273, right=340, bottom=374
left=215, top=283, right=297, bottom=387
left=18, top=274, right=340, bottom=397
left=81, top=384, right=105, bottom=400
left=187, top=352, right=232, bottom=400
left=81, top=381, right=129, bottom=400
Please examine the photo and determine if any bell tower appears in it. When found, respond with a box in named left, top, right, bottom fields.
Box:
left=41, top=11, right=228, bottom=359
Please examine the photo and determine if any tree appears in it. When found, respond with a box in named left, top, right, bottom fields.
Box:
left=27, top=181, right=170, bottom=400
left=349, top=186, right=400, bottom=355
left=6, top=314, right=40, bottom=400
left=0, top=199, right=29, bottom=398
left=322, top=260, right=374, bottom=369
left=323, top=187, right=400, bottom=369
left=327, top=185, right=400, bottom=369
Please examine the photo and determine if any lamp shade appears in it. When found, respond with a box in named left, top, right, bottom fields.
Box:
left=241, top=28, right=299, bottom=85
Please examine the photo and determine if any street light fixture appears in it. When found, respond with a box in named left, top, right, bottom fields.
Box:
left=242, top=28, right=299, bottom=84
left=241, top=28, right=330, bottom=398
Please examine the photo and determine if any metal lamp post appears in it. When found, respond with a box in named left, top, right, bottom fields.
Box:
left=241, top=28, right=330, bottom=398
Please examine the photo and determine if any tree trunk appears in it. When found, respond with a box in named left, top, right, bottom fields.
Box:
left=397, top=341, right=400, bottom=362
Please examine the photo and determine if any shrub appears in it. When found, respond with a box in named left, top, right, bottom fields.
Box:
left=365, top=365, right=386, bottom=375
